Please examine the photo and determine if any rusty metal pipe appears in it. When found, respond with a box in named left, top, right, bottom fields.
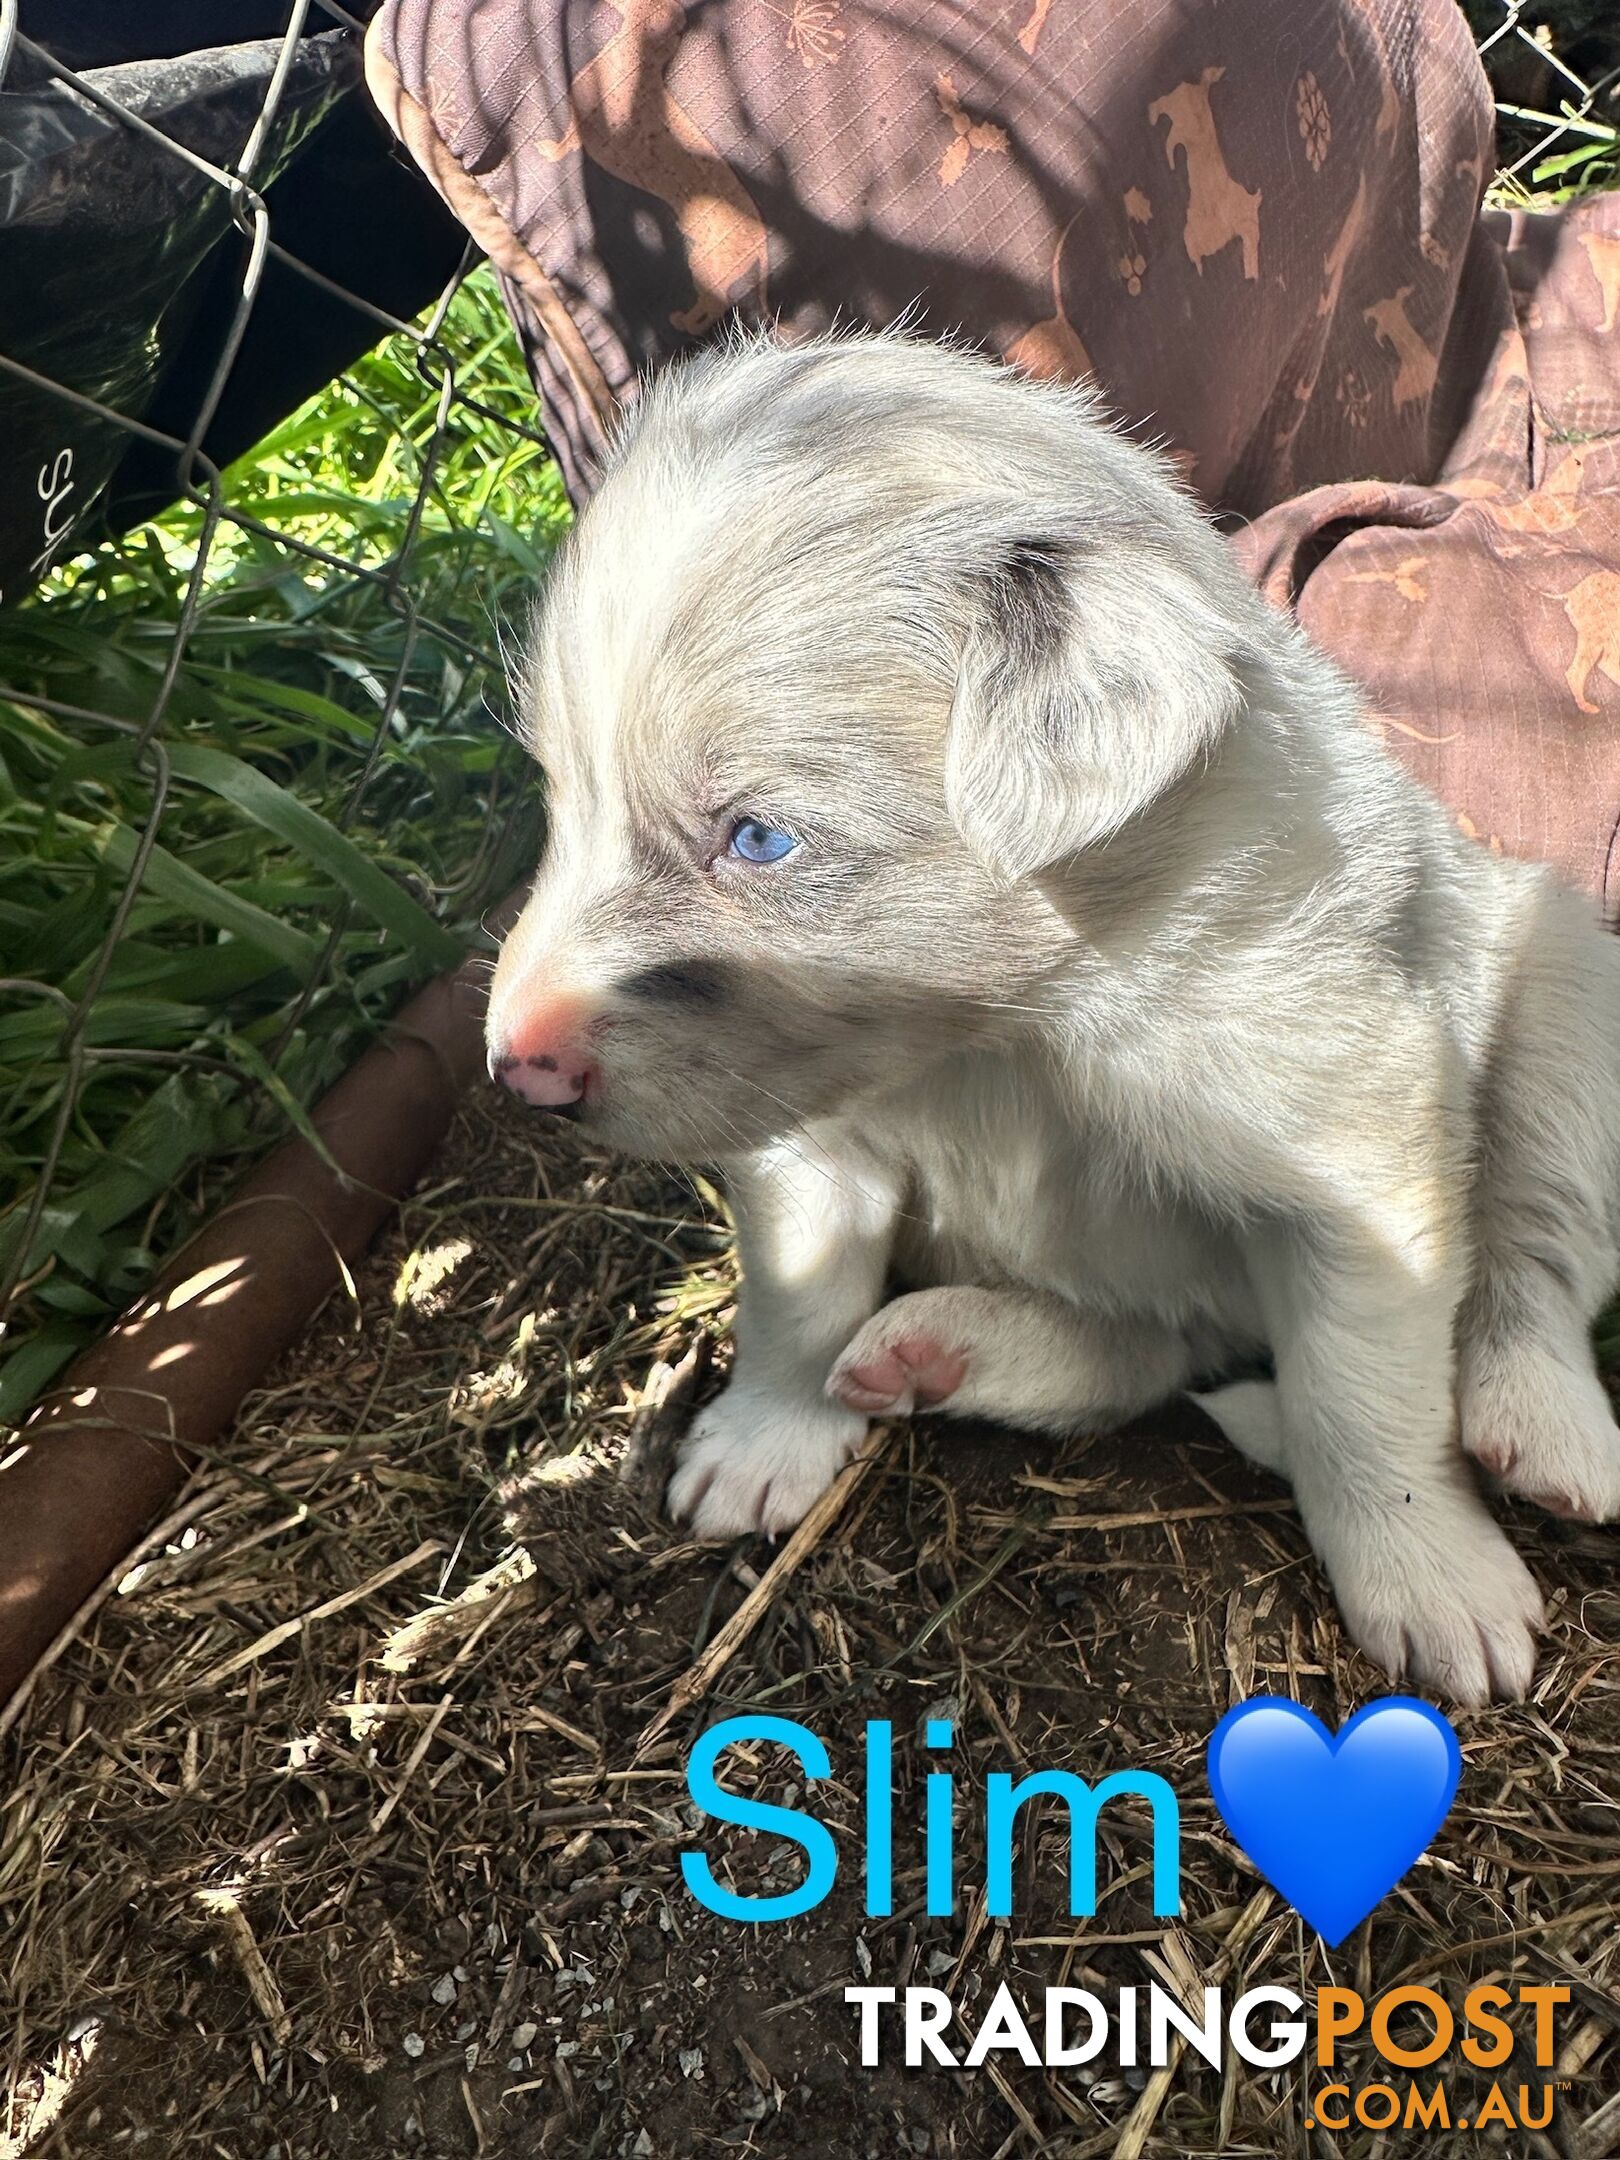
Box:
left=0, top=947, right=497, bottom=1707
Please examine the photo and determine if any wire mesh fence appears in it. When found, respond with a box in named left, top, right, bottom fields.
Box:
left=0, top=4, right=567, bottom=1421
left=0, top=0, right=1613, bottom=1428
left=1471, top=0, right=1619, bottom=193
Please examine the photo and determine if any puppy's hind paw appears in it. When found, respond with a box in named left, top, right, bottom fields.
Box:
left=828, top=1339, right=967, bottom=1416
left=827, top=1308, right=969, bottom=1417
left=1460, top=1339, right=1620, bottom=1524
left=667, top=1386, right=868, bottom=1539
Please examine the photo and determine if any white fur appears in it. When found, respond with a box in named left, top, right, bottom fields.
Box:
left=489, top=330, right=1620, bottom=1705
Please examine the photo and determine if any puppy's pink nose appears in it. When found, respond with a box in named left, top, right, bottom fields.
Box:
left=490, top=999, right=598, bottom=1113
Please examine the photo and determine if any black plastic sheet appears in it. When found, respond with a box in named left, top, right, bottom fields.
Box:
left=0, top=7, right=466, bottom=606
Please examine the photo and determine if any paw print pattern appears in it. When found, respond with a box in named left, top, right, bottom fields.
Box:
left=935, top=72, right=1008, bottom=189
left=1296, top=71, right=1331, bottom=169
left=1335, top=365, right=1371, bottom=430
left=1117, top=188, right=1151, bottom=294
left=785, top=0, right=845, bottom=68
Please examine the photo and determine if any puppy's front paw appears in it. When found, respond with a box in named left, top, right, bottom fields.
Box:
left=1325, top=1505, right=1545, bottom=1706
left=667, top=1386, right=868, bottom=1539
left=1460, top=1338, right=1620, bottom=1523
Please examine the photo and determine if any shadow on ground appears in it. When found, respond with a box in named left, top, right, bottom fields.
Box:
left=4, top=1091, right=1617, bottom=2158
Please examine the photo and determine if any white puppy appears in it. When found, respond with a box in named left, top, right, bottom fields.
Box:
left=487, top=331, right=1620, bottom=1704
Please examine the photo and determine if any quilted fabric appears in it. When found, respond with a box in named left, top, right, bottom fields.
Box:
left=367, top=0, right=1620, bottom=908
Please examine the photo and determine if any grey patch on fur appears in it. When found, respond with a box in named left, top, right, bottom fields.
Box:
left=617, top=959, right=734, bottom=1008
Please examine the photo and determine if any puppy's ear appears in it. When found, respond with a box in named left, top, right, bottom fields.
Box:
left=945, top=536, right=1247, bottom=877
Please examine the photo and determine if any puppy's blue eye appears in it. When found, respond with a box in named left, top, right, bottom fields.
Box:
left=727, top=817, right=797, bottom=865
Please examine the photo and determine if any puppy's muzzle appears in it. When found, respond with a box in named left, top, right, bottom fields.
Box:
left=488, top=994, right=598, bottom=1114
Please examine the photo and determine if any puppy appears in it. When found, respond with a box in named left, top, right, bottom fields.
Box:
left=487, top=330, right=1620, bottom=1704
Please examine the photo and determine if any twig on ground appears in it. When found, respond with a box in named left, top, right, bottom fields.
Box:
left=194, top=1888, right=293, bottom=2048
left=636, top=1428, right=894, bottom=1751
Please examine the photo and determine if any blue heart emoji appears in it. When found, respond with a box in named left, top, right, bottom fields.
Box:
left=1207, top=1695, right=1461, bottom=1947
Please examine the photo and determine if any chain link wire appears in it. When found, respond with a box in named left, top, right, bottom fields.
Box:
left=1476, top=0, right=1617, bottom=188
left=0, top=3, right=561, bottom=1387
left=0, top=2, right=1609, bottom=1396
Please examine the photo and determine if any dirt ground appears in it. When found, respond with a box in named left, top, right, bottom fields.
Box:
left=4, top=1090, right=1618, bottom=2159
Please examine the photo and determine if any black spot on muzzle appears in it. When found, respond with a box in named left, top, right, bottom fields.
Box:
left=617, top=959, right=733, bottom=1008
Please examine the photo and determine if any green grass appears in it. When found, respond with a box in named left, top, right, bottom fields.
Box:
left=0, top=266, right=570, bottom=1422
left=1490, top=108, right=1620, bottom=202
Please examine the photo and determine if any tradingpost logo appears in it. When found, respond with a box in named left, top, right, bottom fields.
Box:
left=674, top=1697, right=1567, bottom=2133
